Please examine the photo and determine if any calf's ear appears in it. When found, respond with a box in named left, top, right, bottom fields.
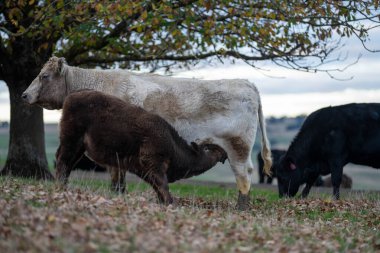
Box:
left=190, top=142, right=199, bottom=151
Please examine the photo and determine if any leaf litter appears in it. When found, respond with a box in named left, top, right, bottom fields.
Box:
left=0, top=178, right=379, bottom=253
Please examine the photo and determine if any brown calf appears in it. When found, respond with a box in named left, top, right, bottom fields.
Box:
left=56, top=90, right=227, bottom=204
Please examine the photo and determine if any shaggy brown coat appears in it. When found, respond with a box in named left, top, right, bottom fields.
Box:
left=56, top=90, right=227, bottom=204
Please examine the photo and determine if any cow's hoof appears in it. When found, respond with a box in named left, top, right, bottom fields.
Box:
left=236, top=191, right=251, bottom=211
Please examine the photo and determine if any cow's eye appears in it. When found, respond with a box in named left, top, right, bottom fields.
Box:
left=41, top=74, right=49, bottom=80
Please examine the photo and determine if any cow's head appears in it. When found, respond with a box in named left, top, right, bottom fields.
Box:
left=22, top=56, right=68, bottom=110
left=276, top=155, right=303, bottom=198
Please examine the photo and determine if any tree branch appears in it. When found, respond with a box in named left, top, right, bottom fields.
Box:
left=0, top=0, right=56, bottom=38
left=64, top=0, right=200, bottom=63
left=351, top=28, right=380, bottom=53
left=74, top=48, right=294, bottom=66
left=64, top=19, right=128, bottom=63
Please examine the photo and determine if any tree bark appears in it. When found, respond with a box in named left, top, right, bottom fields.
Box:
left=0, top=78, right=53, bottom=180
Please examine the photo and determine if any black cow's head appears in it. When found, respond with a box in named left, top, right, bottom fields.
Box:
left=276, top=155, right=303, bottom=197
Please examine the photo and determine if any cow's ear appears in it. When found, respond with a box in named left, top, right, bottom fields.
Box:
left=285, top=157, right=296, bottom=170
left=57, top=57, right=67, bottom=74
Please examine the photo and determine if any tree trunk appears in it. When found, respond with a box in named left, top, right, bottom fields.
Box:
left=0, top=79, right=54, bottom=180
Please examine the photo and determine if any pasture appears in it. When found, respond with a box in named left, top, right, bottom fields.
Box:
left=0, top=122, right=379, bottom=190
left=0, top=176, right=379, bottom=252
left=0, top=122, right=379, bottom=252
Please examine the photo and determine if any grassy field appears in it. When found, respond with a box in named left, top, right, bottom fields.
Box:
left=0, top=176, right=379, bottom=253
left=1, top=123, right=379, bottom=190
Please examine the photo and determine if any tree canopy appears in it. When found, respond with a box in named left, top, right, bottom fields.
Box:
left=0, top=0, right=380, bottom=179
left=1, top=0, right=380, bottom=75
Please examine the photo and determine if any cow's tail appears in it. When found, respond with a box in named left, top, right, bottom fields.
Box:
left=258, top=96, right=272, bottom=176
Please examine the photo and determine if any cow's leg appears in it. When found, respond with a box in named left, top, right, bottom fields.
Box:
left=301, top=174, right=319, bottom=198
left=109, top=166, right=127, bottom=193
left=223, top=136, right=254, bottom=211
left=326, top=131, right=346, bottom=200
left=331, top=165, right=343, bottom=200
left=267, top=176, right=273, bottom=184
left=301, top=184, right=312, bottom=199
left=55, top=141, right=85, bottom=185
left=230, top=161, right=253, bottom=211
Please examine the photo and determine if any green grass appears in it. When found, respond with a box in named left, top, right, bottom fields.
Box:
left=68, top=176, right=279, bottom=203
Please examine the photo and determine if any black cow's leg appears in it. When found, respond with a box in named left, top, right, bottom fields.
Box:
left=325, top=130, right=346, bottom=200
left=259, top=169, right=265, bottom=184
left=301, top=184, right=312, bottom=198
left=330, top=165, right=343, bottom=200
left=301, top=174, right=318, bottom=198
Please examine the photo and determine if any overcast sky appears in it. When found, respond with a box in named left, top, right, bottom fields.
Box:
left=174, top=28, right=380, bottom=118
left=0, top=28, right=380, bottom=123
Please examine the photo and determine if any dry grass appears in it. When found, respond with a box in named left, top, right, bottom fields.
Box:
left=0, top=177, right=379, bottom=253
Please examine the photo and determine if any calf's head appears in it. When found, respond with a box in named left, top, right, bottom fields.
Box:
left=276, top=156, right=303, bottom=198
left=22, top=56, right=68, bottom=109
left=193, top=142, right=228, bottom=164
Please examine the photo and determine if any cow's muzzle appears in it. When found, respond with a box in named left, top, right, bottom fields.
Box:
left=21, top=92, right=32, bottom=104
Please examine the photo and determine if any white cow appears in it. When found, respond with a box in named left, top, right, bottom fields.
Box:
left=22, top=56, right=272, bottom=209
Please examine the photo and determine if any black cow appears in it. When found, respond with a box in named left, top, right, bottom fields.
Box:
left=257, top=149, right=324, bottom=186
left=277, top=103, right=380, bottom=199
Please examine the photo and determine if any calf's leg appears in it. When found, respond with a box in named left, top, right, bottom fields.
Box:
left=148, top=172, right=173, bottom=204
left=55, top=141, right=85, bottom=185
left=135, top=159, right=173, bottom=205
left=109, top=166, right=127, bottom=193
left=138, top=170, right=173, bottom=204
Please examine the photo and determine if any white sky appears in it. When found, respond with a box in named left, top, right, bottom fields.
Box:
left=0, top=29, right=380, bottom=123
